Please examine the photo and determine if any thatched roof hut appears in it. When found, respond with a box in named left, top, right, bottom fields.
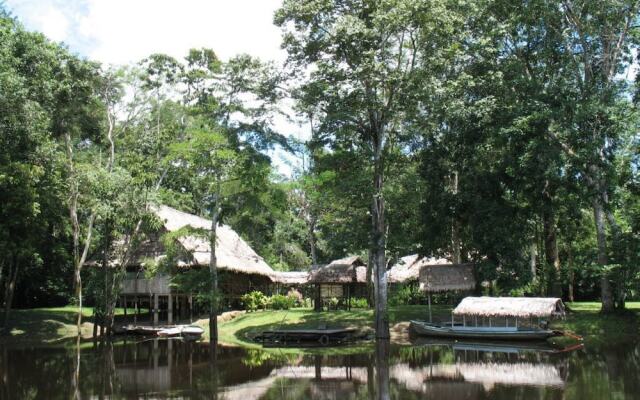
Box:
left=388, top=254, right=451, bottom=284
left=418, top=262, right=476, bottom=292
left=308, top=256, right=367, bottom=284
left=271, top=271, right=310, bottom=285
left=152, top=205, right=275, bottom=278
left=453, top=297, right=566, bottom=319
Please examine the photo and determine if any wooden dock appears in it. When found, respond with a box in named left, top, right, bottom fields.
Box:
left=255, top=328, right=359, bottom=347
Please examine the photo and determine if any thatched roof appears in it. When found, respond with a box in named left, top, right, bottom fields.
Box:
left=271, top=271, right=310, bottom=285
left=453, top=296, right=566, bottom=319
left=152, top=205, right=275, bottom=278
left=308, top=256, right=367, bottom=284
left=388, top=254, right=451, bottom=283
left=418, top=262, right=476, bottom=292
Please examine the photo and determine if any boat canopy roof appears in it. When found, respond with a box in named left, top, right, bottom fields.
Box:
left=453, top=296, right=566, bottom=319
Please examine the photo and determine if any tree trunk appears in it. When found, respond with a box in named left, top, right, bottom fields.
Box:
left=309, top=217, right=323, bottom=312
left=65, top=132, right=96, bottom=335
left=366, top=248, right=374, bottom=308
left=568, top=246, right=575, bottom=303
left=530, top=240, right=537, bottom=281
left=209, top=203, right=220, bottom=343
left=0, top=260, right=5, bottom=305
left=593, top=197, right=614, bottom=313
left=308, top=217, right=318, bottom=267
left=543, top=209, right=561, bottom=297
left=2, top=257, right=19, bottom=329
left=450, top=171, right=461, bottom=264
left=371, top=133, right=389, bottom=339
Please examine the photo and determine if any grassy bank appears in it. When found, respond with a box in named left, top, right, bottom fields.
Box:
left=558, top=302, right=640, bottom=346
left=2, top=302, right=638, bottom=348
left=209, top=304, right=452, bottom=347
left=0, top=306, right=128, bottom=345
left=211, top=302, right=640, bottom=348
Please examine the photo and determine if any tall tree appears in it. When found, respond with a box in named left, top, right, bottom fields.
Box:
left=166, top=124, right=241, bottom=343
left=276, top=0, right=462, bottom=337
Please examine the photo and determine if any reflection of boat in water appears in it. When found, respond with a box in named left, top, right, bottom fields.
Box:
left=411, top=337, right=561, bottom=354
left=391, top=361, right=565, bottom=389
left=410, top=320, right=557, bottom=340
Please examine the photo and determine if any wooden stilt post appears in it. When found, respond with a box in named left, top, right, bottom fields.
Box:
left=123, top=295, right=127, bottom=317
left=168, top=293, right=173, bottom=325
left=428, top=294, right=432, bottom=323
left=153, top=294, right=159, bottom=326
left=189, top=295, right=193, bottom=323
left=134, top=297, right=138, bottom=325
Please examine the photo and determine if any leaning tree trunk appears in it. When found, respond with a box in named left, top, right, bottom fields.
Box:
left=209, top=203, right=220, bottom=343
left=593, top=196, right=615, bottom=313
left=371, top=130, right=389, bottom=339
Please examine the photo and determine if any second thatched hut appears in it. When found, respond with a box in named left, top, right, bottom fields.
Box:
left=308, top=256, right=368, bottom=310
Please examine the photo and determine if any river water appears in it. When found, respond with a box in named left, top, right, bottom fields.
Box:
left=1, top=337, right=638, bottom=399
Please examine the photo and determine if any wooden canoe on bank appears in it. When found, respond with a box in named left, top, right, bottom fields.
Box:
left=157, top=325, right=204, bottom=340
left=120, top=324, right=204, bottom=340
left=409, top=320, right=558, bottom=341
left=255, top=328, right=359, bottom=347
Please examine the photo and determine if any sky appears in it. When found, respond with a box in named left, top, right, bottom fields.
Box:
left=4, top=0, right=305, bottom=176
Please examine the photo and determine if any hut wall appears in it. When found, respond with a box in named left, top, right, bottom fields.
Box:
left=320, top=284, right=344, bottom=298
left=122, top=274, right=171, bottom=295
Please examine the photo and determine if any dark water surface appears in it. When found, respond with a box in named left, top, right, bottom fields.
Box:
left=1, top=337, right=639, bottom=399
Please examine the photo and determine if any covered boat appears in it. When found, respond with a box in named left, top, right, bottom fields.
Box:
left=410, top=297, right=565, bottom=341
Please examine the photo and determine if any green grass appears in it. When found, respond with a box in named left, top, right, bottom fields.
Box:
left=203, top=304, right=451, bottom=349
left=3, top=302, right=638, bottom=350
left=0, top=305, right=131, bottom=345
left=553, top=301, right=640, bottom=346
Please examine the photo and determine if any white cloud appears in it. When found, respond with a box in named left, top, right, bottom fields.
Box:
left=33, top=6, right=69, bottom=42
left=76, top=0, right=286, bottom=65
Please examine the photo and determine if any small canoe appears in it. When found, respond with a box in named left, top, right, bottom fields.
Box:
left=157, top=325, right=204, bottom=340
left=410, top=320, right=557, bottom=341
left=255, top=328, right=358, bottom=347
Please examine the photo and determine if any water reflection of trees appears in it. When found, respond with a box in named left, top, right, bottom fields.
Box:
left=0, top=339, right=639, bottom=399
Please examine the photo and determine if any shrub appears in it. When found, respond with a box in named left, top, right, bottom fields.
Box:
left=301, top=297, right=313, bottom=308
left=389, top=285, right=427, bottom=306
left=286, top=288, right=304, bottom=305
left=240, top=290, right=267, bottom=312
left=348, top=297, right=369, bottom=309
left=327, top=297, right=340, bottom=310
left=269, top=294, right=296, bottom=310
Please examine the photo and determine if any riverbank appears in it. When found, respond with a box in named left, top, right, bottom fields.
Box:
left=2, top=302, right=638, bottom=347
left=205, top=301, right=640, bottom=348
left=0, top=306, right=127, bottom=345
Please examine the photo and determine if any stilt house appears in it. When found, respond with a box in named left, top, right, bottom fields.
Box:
left=119, top=205, right=276, bottom=325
